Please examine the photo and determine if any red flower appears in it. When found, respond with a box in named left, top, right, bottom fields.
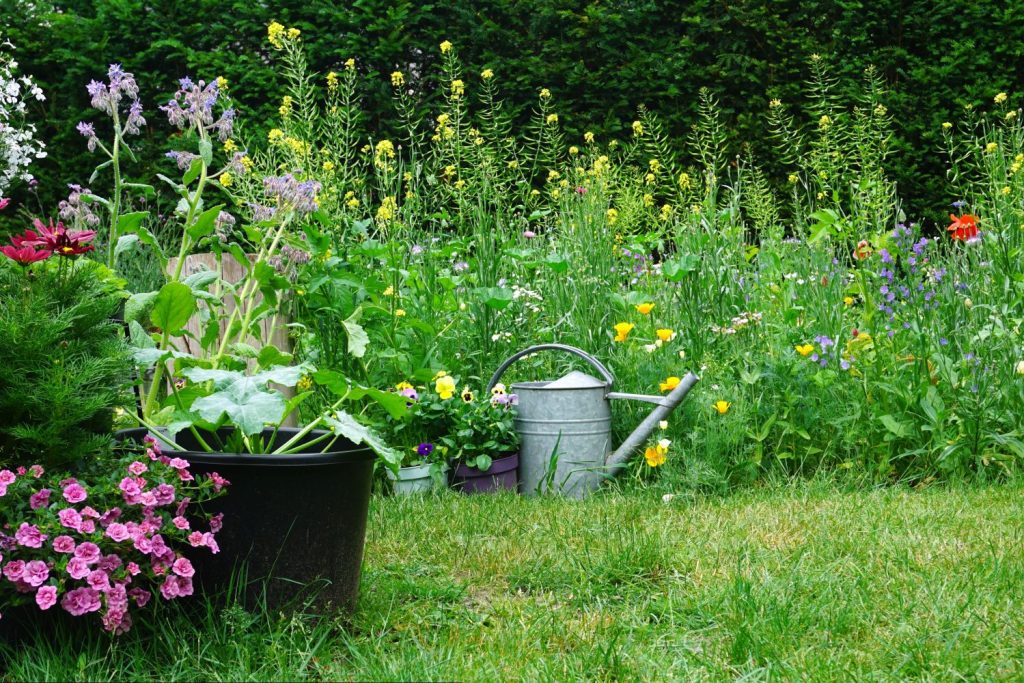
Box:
left=947, top=213, right=979, bottom=241
left=853, top=240, right=872, bottom=260
left=1, top=244, right=52, bottom=265
left=20, top=219, right=97, bottom=256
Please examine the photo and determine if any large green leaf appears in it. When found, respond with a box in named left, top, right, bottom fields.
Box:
left=150, top=282, right=196, bottom=334
left=323, top=410, right=402, bottom=470
left=192, top=385, right=286, bottom=436
left=186, top=203, right=225, bottom=241
left=124, top=291, right=158, bottom=324
left=342, top=307, right=370, bottom=358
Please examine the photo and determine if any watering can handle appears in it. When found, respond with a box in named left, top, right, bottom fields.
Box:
left=486, top=344, right=615, bottom=392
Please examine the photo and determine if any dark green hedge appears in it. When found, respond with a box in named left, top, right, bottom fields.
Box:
left=3, top=0, right=1023, bottom=221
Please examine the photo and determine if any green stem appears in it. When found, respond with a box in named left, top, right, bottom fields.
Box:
left=107, top=108, right=123, bottom=269
left=272, top=391, right=349, bottom=455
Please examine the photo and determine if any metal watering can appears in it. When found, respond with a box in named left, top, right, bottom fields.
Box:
left=486, top=344, right=699, bottom=497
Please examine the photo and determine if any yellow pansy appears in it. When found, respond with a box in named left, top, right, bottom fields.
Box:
left=435, top=375, right=456, bottom=400
left=461, top=387, right=474, bottom=403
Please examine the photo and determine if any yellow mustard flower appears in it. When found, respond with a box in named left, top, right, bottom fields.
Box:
left=223, top=139, right=237, bottom=153
left=635, top=303, right=655, bottom=315
left=584, top=131, right=595, bottom=144
left=546, top=113, right=558, bottom=125
left=382, top=285, right=394, bottom=296
left=267, top=21, right=285, bottom=48
left=539, top=88, right=551, bottom=100
left=279, top=95, right=293, bottom=118
left=613, top=322, right=634, bottom=342
left=481, top=68, right=494, bottom=80
left=788, top=173, right=799, bottom=184
left=795, top=344, right=814, bottom=356
left=219, top=172, right=232, bottom=187
left=296, top=375, right=313, bottom=392
left=322, top=160, right=335, bottom=172
left=995, top=92, right=1008, bottom=104
left=268, top=128, right=285, bottom=143
left=568, top=145, right=579, bottom=155
left=326, top=71, right=339, bottom=90
left=394, top=308, right=406, bottom=317
left=450, top=79, right=464, bottom=98
left=656, top=328, right=676, bottom=343
left=819, top=115, right=832, bottom=129
left=942, top=121, right=952, bottom=130
left=287, top=27, right=300, bottom=40
left=713, top=400, right=731, bottom=415
left=216, top=76, right=228, bottom=91
left=374, top=139, right=396, bottom=168
left=240, top=155, right=253, bottom=173
left=986, top=142, right=999, bottom=153
left=344, top=58, right=356, bottom=70
left=376, top=196, right=398, bottom=223
left=632, top=120, right=644, bottom=137
left=435, top=375, right=456, bottom=400
left=607, top=208, right=618, bottom=225
left=440, top=40, right=453, bottom=54
left=843, top=296, right=854, bottom=306
left=391, top=71, right=405, bottom=87
left=678, top=172, right=691, bottom=190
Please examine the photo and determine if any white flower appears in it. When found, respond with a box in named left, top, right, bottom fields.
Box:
left=658, top=420, right=668, bottom=430
left=661, top=494, right=675, bottom=503
left=657, top=438, right=671, bottom=450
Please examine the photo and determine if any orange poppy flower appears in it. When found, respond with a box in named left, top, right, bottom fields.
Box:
left=948, top=213, right=979, bottom=241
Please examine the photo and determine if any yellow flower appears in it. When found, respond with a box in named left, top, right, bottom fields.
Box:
left=268, top=128, right=285, bottom=143
left=788, top=173, right=799, bottom=184
left=645, top=173, right=656, bottom=184
left=546, top=113, right=558, bottom=125
left=287, top=27, right=300, bottom=40
left=481, top=68, right=494, bottom=80
left=995, top=92, right=1008, bottom=104
left=491, top=383, right=507, bottom=396
left=326, top=71, right=339, bottom=90
left=643, top=193, right=654, bottom=207
left=344, top=58, right=356, bottom=71
left=656, top=328, right=676, bottom=342
left=216, top=76, right=228, bottom=91
left=678, top=172, right=691, bottom=190
left=440, top=40, right=453, bottom=54
left=391, top=71, right=405, bottom=87
left=795, top=344, right=814, bottom=356
left=461, top=387, right=474, bottom=403
left=376, top=196, right=398, bottom=223
left=239, top=155, right=253, bottom=172
left=584, top=131, right=595, bottom=144
left=942, top=121, right=952, bottom=130
left=322, top=160, right=335, bottom=172
left=267, top=21, right=285, bottom=48
left=539, top=88, right=551, bottom=100
left=659, top=376, right=680, bottom=393
left=394, top=308, right=406, bottom=317
left=346, top=196, right=360, bottom=209
left=451, top=79, right=464, bottom=98
left=644, top=446, right=666, bottom=468
left=819, top=115, right=832, bottom=129
left=1016, top=360, right=1024, bottom=376
left=568, top=145, right=579, bottom=155
left=613, top=322, right=634, bottom=342
left=223, top=139, right=237, bottom=153
left=297, top=376, right=313, bottom=392
left=660, top=204, right=673, bottom=221
left=632, top=120, right=644, bottom=137
left=454, top=179, right=466, bottom=190
left=396, top=381, right=414, bottom=391
left=433, top=370, right=448, bottom=380
left=635, top=302, right=655, bottom=315
left=1002, top=186, right=1011, bottom=195
left=985, top=142, right=999, bottom=153
left=769, top=98, right=782, bottom=108
left=435, top=375, right=456, bottom=400
left=843, top=296, right=854, bottom=306
left=383, top=285, right=394, bottom=296
left=713, top=400, right=731, bottom=415
left=607, top=208, right=618, bottom=225
left=279, top=95, right=293, bottom=117
left=374, top=139, right=396, bottom=168
left=219, top=172, right=232, bottom=187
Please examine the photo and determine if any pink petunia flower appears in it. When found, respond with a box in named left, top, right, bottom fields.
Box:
left=3, top=560, right=26, bottom=581
left=29, top=488, right=51, bottom=509
left=35, top=585, right=57, bottom=610
left=127, top=461, right=148, bottom=476
left=86, top=569, right=111, bottom=592
left=106, top=523, right=130, bottom=542
left=61, top=587, right=102, bottom=616
left=15, top=523, right=47, bottom=548
left=74, top=542, right=101, bottom=564
left=172, top=516, right=190, bottom=530
left=52, top=535, right=76, bottom=553
left=62, top=482, right=88, bottom=504
left=172, top=557, right=195, bottom=578
left=22, top=560, right=49, bottom=587
left=0, top=470, right=16, bottom=486
left=58, top=507, right=82, bottom=530
left=66, top=557, right=91, bottom=580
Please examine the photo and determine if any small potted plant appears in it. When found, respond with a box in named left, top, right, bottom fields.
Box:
left=444, top=383, right=520, bottom=493
left=385, top=381, right=451, bottom=495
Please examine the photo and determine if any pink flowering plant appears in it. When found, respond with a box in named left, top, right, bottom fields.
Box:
left=0, top=435, right=228, bottom=634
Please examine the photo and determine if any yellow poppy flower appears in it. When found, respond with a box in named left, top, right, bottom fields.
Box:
left=644, top=446, right=666, bottom=467
left=656, top=328, right=676, bottom=342
left=659, top=376, right=680, bottom=392
left=635, top=303, right=655, bottom=315
left=713, top=400, right=731, bottom=415
left=795, top=344, right=815, bottom=356
left=613, top=322, right=634, bottom=342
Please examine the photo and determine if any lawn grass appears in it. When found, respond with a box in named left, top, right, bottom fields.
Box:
left=3, top=481, right=1023, bottom=681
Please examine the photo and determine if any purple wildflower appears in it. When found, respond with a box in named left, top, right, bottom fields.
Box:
left=263, top=174, right=320, bottom=215
left=416, top=443, right=434, bottom=458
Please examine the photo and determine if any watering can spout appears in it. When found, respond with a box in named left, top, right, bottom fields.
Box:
left=604, top=372, right=700, bottom=473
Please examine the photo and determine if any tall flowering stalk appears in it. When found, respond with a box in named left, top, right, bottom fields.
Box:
left=0, top=37, right=46, bottom=198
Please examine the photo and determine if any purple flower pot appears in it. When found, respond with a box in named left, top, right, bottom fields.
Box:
left=450, top=453, right=519, bottom=494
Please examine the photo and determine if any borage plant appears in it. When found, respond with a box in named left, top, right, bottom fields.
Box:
left=0, top=436, right=227, bottom=634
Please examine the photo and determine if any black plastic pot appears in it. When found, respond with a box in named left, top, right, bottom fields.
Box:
left=114, top=427, right=374, bottom=611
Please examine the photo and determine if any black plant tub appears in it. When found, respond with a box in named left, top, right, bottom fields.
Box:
left=115, top=427, right=374, bottom=612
